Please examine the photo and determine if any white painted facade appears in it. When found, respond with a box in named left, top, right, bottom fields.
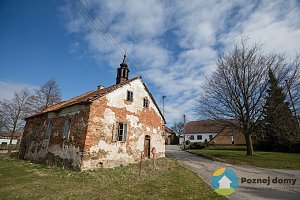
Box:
left=180, top=133, right=217, bottom=144
left=0, top=138, right=18, bottom=145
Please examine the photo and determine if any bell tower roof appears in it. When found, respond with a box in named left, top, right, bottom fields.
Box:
left=120, top=54, right=128, bottom=68
left=116, top=54, right=130, bottom=84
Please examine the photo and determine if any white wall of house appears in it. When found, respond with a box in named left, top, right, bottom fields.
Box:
left=181, top=133, right=217, bottom=143
left=0, top=138, right=18, bottom=145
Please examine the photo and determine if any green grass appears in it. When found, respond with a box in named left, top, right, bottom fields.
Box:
left=189, top=149, right=300, bottom=169
left=204, top=145, right=247, bottom=151
left=0, top=155, right=225, bottom=200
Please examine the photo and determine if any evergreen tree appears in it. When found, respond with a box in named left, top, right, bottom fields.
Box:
left=263, top=69, right=298, bottom=151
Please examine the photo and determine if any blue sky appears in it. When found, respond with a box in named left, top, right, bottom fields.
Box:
left=1, top=0, right=300, bottom=124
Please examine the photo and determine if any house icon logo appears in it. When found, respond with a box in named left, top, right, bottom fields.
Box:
left=210, top=168, right=238, bottom=195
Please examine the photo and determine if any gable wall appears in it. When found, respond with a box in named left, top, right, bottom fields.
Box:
left=209, top=128, right=246, bottom=145
left=82, top=79, right=165, bottom=169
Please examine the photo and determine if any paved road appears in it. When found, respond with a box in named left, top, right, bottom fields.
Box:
left=166, top=145, right=300, bottom=200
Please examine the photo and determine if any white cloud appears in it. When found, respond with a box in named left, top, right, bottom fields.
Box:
left=0, top=81, right=38, bottom=100
left=61, top=0, right=300, bottom=124
left=220, top=0, right=300, bottom=58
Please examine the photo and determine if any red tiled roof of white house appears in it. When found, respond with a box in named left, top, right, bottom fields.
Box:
left=184, top=119, right=239, bottom=134
left=0, top=131, right=23, bottom=138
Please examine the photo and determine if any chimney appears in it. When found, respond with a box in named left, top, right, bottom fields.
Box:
left=97, top=85, right=105, bottom=90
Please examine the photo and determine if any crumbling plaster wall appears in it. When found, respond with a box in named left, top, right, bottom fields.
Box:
left=82, top=79, right=165, bottom=169
left=20, top=105, right=90, bottom=169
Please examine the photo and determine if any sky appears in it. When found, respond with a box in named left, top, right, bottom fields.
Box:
left=1, top=0, right=300, bottom=124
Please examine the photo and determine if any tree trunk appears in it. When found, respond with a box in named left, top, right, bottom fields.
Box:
left=245, top=133, right=254, bottom=155
left=7, top=132, right=14, bottom=155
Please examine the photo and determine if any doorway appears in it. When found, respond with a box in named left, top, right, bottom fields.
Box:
left=144, top=135, right=151, bottom=159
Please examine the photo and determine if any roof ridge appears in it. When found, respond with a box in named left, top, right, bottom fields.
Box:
left=26, top=76, right=142, bottom=119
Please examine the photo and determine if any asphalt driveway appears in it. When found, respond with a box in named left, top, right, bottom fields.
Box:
left=166, top=145, right=300, bottom=200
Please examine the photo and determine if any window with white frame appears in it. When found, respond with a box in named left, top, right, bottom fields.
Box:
left=197, top=135, right=202, bottom=140
left=117, top=122, right=127, bottom=141
left=189, top=135, right=194, bottom=140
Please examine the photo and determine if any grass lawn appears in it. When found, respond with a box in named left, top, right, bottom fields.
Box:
left=189, top=147, right=300, bottom=169
left=0, top=155, right=226, bottom=200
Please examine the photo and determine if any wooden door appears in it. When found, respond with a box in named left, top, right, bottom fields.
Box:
left=144, top=137, right=150, bottom=159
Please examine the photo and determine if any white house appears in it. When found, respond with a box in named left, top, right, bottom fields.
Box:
left=218, top=175, right=232, bottom=189
left=0, top=131, right=22, bottom=145
left=180, top=120, right=224, bottom=144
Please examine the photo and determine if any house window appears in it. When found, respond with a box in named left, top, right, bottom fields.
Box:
left=117, top=122, right=127, bottom=142
left=143, top=98, right=149, bottom=108
left=197, top=135, right=202, bottom=140
left=62, top=118, right=71, bottom=139
left=44, top=120, right=52, bottom=139
left=127, top=90, right=133, bottom=102
left=189, top=135, right=194, bottom=140
left=209, top=135, right=213, bottom=140
left=33, top=122, right=41, bottom=137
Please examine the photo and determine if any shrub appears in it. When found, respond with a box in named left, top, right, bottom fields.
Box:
left=190, top=142, right=208, bottom=150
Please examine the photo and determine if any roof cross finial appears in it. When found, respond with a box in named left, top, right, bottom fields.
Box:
left=122, top=49, right=127, bottom=63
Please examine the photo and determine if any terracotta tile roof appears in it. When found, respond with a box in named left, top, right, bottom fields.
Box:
left=165, top=126, right=175, bottom=134
left=0, top=131, right=23, bottom=138
left=27, top=77, right=140, bottom=118
left=184, top=120, right=239, bottom=134
left=26, top=76, right=166, bottom=124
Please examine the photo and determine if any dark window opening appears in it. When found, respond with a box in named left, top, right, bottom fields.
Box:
left=127, top=90, right=133, bottom=102
left=209, top=135, right=213, bottom=140
left=117, top=122, right=127, bottom=141
left=143, top=98, right=149, bottom=108
left=189, top=135, right=194, bottom=140
left=197, top=135, right=202, bottom=140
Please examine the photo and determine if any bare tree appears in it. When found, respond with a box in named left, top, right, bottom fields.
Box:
left=29, top=79, right=62, bottom=112
left=0, top=116, right=4, bottom=131
left=0, top=89, right=31, bottom=154
left=282, top=56, right=300, bottom=116
left=171, top=121, right=184, bottom=136
left=196, top=39, right=284, bottom=155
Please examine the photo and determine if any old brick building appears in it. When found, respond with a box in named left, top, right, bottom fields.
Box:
left=19, top=56, right=166, bottom=170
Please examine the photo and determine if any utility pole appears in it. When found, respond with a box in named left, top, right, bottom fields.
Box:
left=162, top=96, right=166, bottom=118
left=183, top=114, right=186, bottom=150
left=162, top=96, right=167, bottom=143
left=285, top=80, right=300, bottom=128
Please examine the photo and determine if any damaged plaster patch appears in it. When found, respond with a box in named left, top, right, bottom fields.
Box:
left=126, top=114, right=140, bottom=128
left=90, top=140, right=117, bottom=153
left=102, top=108, right=116, bottom=136
left=136, top=135, right=145, bottom=151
